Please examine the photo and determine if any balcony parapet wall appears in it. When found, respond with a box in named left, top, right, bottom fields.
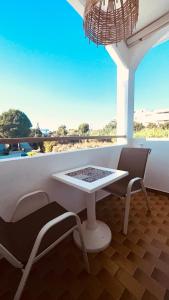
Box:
left=0, top=145, right=124, bottom=220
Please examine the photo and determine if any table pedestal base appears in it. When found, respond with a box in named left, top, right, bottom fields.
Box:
left=73, top=220, right=112, bottom=253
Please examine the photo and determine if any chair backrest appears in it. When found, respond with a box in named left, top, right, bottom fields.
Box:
left=0, top=191, right=50, bottom=268
left=118, top=147, right=151, bottom=180
left=11, top=191, right=50, bottom=222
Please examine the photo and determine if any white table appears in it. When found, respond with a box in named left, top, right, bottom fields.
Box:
left=52, top=165, right=128, bottom=253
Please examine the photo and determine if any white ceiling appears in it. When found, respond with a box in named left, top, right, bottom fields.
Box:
left=135, top=0, right=169, bottom=33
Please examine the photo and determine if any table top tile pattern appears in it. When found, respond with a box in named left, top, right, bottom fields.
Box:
left=67, top=167, right=113, bottom=183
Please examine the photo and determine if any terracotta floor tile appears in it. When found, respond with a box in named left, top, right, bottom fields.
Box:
left=116, top=268, right=145, bottom=299
left=134, top=268, right=165, bottom=300
left=127, top=252, right=154, bottom=276
left=151, top=267, right=169, bottom=289
left=142, top=290, right=158, bottom=300
left=120, top=289, right=137, bottom=300
left=123, top=238, right=145, bottom=258
left=159, top=251, right=169, bottom=265
left=98, top=290, right=115, bottom=300
left=97, top=268, right=124, bottom=299
left=112, top=252, right=137, bottom=275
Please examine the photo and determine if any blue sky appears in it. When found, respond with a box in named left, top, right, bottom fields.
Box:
left=0, top=1, right=168, bottom=130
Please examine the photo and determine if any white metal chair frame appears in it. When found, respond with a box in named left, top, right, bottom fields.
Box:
left=1, top=191, right=89, bottom=300
left=122, top=177, right=151, bottom=235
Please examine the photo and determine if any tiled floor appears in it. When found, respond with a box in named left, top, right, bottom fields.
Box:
left=1, top=191, right=169, bottom=300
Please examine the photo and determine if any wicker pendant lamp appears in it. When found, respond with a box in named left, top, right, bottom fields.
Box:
left=84, top=0, right=139, bottom=46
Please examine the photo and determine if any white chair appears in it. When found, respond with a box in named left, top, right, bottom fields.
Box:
left=0, top=191, right=89, bottom=300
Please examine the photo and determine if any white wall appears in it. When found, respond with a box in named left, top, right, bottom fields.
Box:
left=0, top=145, right=123, bottom=220
left=133, top=139, right=169, bottom=193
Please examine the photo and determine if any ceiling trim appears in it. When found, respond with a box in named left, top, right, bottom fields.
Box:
left=127, top=11, right=169, bottom=48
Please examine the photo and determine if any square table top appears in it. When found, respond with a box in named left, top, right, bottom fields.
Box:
left=52, top=165, right=128, bottom=193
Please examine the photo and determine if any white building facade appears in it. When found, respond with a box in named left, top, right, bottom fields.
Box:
left=134, top=109, right=169, bottom=125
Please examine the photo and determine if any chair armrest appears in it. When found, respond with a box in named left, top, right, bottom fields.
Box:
left=127, top=177, right=143, bottom=196
left=27, top=212, right=81, bottom=264
left=36, top=212, right=80, bottom=244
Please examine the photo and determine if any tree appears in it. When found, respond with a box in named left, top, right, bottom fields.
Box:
left=68, top=128, right=79, bottom=136
left=30, top=128, right=42, bottom=137
left=0, top=109, right=32, bottom=138
left=160, top=122, right=169, bottom=130
left=147, top=122, right=158, bottom=129
left=56, top=125, right=68, bottom=136
left=29, top=123, right=44, bottom=152
left=30, top=123, right=42, bottom=137
left=134, top=122, right=145, bottom=132
left=78, top=123, right=90, bottom=135
left=103, top=120, right=117, bottom=135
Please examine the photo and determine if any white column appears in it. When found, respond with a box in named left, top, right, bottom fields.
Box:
left=116, top=64, right=135, bottom=144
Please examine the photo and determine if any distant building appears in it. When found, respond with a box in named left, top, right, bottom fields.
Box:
left=134, top=109, right=169, bottom=125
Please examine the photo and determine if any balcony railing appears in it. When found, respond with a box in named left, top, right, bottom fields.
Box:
left=0, top=135, right=126, bottom=144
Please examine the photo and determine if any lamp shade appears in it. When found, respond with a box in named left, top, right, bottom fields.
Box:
left=84, top=0, right=139, bottom=45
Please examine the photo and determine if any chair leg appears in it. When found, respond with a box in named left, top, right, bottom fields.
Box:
left=77, top=228, right=90, bottom=273
left=14, top=260, right=33, bottom=300
left=123, top=193, right=131, bottom=235
left=140, top=181, right=151, bottom=212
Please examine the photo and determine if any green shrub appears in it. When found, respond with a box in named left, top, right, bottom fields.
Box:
left=134, top=128, right=169, bottom=138
left=44, top=141, right=58, bottom=152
